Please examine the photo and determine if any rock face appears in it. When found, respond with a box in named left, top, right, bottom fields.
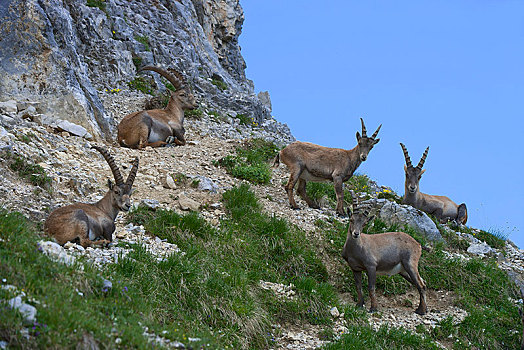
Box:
left=0, top=0, right=290, bottom=141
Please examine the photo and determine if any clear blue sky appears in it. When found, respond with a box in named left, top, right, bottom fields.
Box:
left=239, top=1, right=524, bottom=246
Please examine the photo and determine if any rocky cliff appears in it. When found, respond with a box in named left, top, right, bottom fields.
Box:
left=0, top=0, right=289, bottom=141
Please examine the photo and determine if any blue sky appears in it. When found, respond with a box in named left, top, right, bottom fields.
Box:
left=239, top=1, right=524, bottom=246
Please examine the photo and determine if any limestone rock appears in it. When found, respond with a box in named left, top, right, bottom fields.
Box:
left=0, top=100, right=17, bottom=114
left=37, top=240, right=77, bottom=266
left=363, top=199, right=443, bottom=242
left=467, top=242, right=494, bottom=257
left=178, top=193, right=200, bottom=211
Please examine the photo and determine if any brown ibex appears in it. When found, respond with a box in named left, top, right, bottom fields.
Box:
left=342, top=191, right=428, bottom=315
left=44, top=146, right=139, bottom=247
left=273, top=118, right=381, bottom=216
left=400, top=143, right=467, bottom=224
left=117, top=66, right=197, bottom=149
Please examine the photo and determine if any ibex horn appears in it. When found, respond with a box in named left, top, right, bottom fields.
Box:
left=360, top=118, right=367, bottom=137
left=400, top=143, right=413, bottom=168
left=91, top=146, right=124, bottom=186
left=416, top=147, right=429, bottom=170
left=139, top=66, right=184, bottom=91
left=350, top=190, right=359, bottom=212
left=371, top=124, right=382, bottom=139
left=125, top=157, right=139, bottom=190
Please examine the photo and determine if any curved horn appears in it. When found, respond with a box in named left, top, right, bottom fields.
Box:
left=350, top=190, right=359, bottom=212
left=92, top=146, right=124, bottom=186
left=125, top=157, right=139, bottom=190
left=371, top=124, right=382, bottom=139
left=416, top=147, right=429, bottom=170
left=360, top=118, right=367, bottom=137
left=139, top=66, right=184, bottom=91
left=400, top=143, right=413, bottom=168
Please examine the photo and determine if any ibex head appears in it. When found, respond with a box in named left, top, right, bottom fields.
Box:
left=347, top=191, right=374, bottom=238
left=140, top=66, right=197, bottom=110
left=400, top=143, right=428, bottom=194
left=356, top=118, right=381, bottom=161
left=92, top=146, right=139, bottom=212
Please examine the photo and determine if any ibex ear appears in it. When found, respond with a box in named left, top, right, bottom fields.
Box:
left=107, top=179, right=114, bottom=190
left=347, top=207, right=352, bottom=218
left=404, top=164, right=408, bottom=173
left=420, top=169, right=426, bottom=176
left=356, top=131, right=361, bottom=141
left=374, top=138, right=380, bottom=144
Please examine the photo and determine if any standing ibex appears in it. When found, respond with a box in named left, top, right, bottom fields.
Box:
left=400, top=143, right=467, bottom=224
left=273, top=118, right=381, bottom=216
left=342, top=191, right=428, bottom=315
left=117, top=66, right=197, bottom=149
left=44, top=146, right=139, bottom=247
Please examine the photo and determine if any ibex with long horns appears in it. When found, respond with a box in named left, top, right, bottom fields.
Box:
left=400, top=143, right=467, bottom=224
left=273, top=118, right=381, bottom=216
left=44, top=146, right=139, bottom=247
left=342, top=191, right=428, bottom=315
left=117, top=66, right=197, bottom=149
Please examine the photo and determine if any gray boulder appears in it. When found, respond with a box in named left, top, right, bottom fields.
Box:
left=363, top=199, right=443, bottom=242
left=467, top=242, right=494, bottom=257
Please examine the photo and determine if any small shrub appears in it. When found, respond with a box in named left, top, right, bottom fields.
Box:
left=127, top=77, right=154, bottom=95
left=4, top=153, right=52, bottom=190
left=216, top=139, right=278, bottom=185
left=134, top=35, right=150, bottom=51
left=132, top=56, right=143, bottom=70
left=86, top=0, right=106, bottom=11
left=211, top=78, right=227, bottom=91
left=185, top=108, right=203, bottom=119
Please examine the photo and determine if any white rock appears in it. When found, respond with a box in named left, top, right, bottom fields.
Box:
left=330, top=306, right=340, bottom=318
left=37, top=240, right=77, bottom=266
left=178, top=193, right=200, bottom=211
left=0, top=100, right=17, bottom=114
left=467, top=242, right=494, bottom=256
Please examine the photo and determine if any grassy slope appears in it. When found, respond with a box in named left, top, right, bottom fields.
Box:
left=0, top=182, right=521, bottom=349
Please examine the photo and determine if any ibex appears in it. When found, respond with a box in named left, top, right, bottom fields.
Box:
left=44, top=146, right=139, bottom=247
left=117, top=66, right=197, bottom=149
left=273, top=118, right=381, bottom=216
left=342, top=191, right=428, bottom=315
left=400, top=143, right=467, bottom=224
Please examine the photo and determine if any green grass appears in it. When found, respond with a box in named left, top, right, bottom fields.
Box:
left=125, top=184, right=336, bottom=347
left=215, top=139, right=279, bottom=184
left=2, top=152, right=52, bottom=190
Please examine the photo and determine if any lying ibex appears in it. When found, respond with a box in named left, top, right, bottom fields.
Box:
left=273, top=118, right=381, bottom=216
left=400, top=143, right=467, bottom=224
left=342, top=191, right=428, bottom=315
left=117, top=66, right=197, bottom=149
left=44, top=146, right=139, bottom=247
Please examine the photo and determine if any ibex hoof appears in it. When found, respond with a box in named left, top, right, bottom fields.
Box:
left=309, top=204, right=320, bottom=209
left=336, top=211, right=347, bottom=218
left=415, top=308, right=427, bottom=316
left=291, top=205, right=300, bottom=210
left=165, top=136, right=175, bottom=144
left=368, top=307, right=378, bottom=313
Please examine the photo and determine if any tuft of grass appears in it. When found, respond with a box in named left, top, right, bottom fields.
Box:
left=134, top=35, right=150, bottom=51
left=215, top=139, right=279, bottom=185
left=2, top=152, right=52, bottom=190
left=447, top=222, right=507, bottom=249
left=127, top=77, right=154, bottom=95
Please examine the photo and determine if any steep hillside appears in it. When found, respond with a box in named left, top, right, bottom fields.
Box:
left=0, top=0, right=523, bottom=349
left=0, top=90, right=523, bottom=348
